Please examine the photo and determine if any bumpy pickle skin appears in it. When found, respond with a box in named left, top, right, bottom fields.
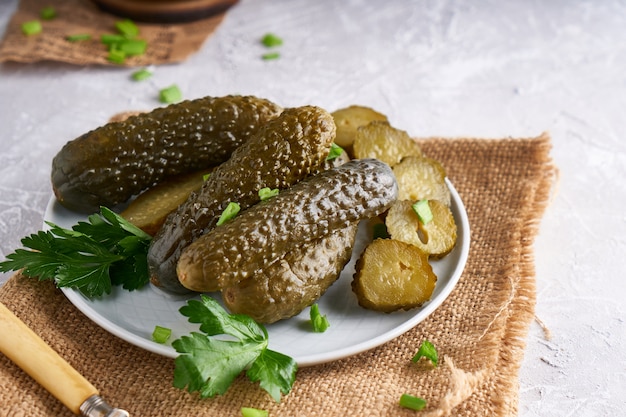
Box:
left=176, top=158, right=399, bottom=292
left=221, top=223, right=359, bottom=324
left=51, top=95, right=283, bottom=213
left=148, top=106, right=337, bottom=293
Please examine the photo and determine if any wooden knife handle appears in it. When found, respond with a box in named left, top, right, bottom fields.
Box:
left=0, top=302, right=99, bottom=415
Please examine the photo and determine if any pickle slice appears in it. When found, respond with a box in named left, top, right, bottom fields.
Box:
left=392, top=155, right=451, bottom=205
left=352, top=121, right=422, bottom=166
left=352, top=238, right=437, bottom=313
left=386, top=199, right=457, bottom=259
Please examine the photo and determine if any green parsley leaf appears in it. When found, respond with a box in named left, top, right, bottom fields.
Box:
left=40, top=6, right=56, bottom=20
left=0, top=207, right=152, bottom=297
left=399, top=393, right=427, bottom=411
left=261, top=33, right=283, bottom=48
left=21, top=20, right=42, bottom=36
left=172, top=295, right=297, bottom=402
left=131, top=68, right=152, bottom=81
left=216, top=202, right=240, bottom=226
left=411, top=339, right=438, bottom=367
left=309, top=304, right=329, bottom=333
left=115, top=19, right=139, bottom=38
left=258, top=187, right=279, bottom=201
left=412, top=199, right=433, bottom=225
left=152, top=325, right=172, bottom=344
left=261, top=52, right=280, bottom=60
left=241, top=407, right=269, bottom=417
left=326, top=143, right=344, bottom=161
left=159, top=84, right=183, bottom=104
left=66, top=33, right=92, bottom=42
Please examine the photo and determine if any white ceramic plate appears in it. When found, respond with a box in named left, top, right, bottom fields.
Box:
left=48, top=179, right=469, bottom=367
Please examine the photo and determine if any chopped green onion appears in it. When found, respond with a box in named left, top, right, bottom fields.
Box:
left=66, top=33, right=92, bottom=42
left=118, top=39, right=147, bottom=56
left=101, top=34, right=126, bottom=46
left=159, top=85, right=183, bottom=104
left=40, top=6, right=56, bottom=20
left=258, top=187, right=279, bottom=201
left=261, top=52, right=280, bottom=60
left=216, top=202, right=240, bottom=226
left=241, top=407, right=269, bottom=417
left=412, top=199, right=433, bottom=225
left=202, top=173, right=211, bottom=181
left=310, top=304, right=330, bottom=333
left=261, top=33, right=283, bottom=48
left=107, top=48, right=126, bottom=64
left=115, top=19, right=139, bottom=38
left=131, top=68, right=152, bottom=81
left=372, top=223, right=389, bottom=240
left=326, top=143, right=344, bottom=161
left=152, top=325, right=172, bottom=344
left=21, top=20, right=42, bottom=36
left=411, top=339, right=438, bottom=367
left=399, top=394, right=427, bottom=411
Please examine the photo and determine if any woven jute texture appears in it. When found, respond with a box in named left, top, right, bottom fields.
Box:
left=0, top=134, right=556, bottom=417
left=0, top=0, right=228, bottom=66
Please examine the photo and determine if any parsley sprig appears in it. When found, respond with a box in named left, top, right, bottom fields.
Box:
left=0, top=207, right=151, bottom=297
left=172, top=295, right=297, bottom=402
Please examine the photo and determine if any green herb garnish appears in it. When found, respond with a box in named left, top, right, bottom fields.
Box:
left=115, top=19, right=139, bottom=38
left=399, top=393, right=427, bottom=411
left=172, top=295, right=297, bottom=402
left=66, top=33, right=92, bottom=42
left=202, top=173, right=211, bottom=181
left=241, top=407, right=269, bottom=417
left=411, top=339, right=438, bottom=367
left=152, top=325, right=172, bottom=344
left=107, top=47, right=126, bottom=65
left=0, top=207, right=152, bottom=298
left=216, top=202, right=240, bottom=226
left=258, top=187, right=279, bottom=201
left=309, top=304, right=329, bottom=333
left=261, top=52, right=280, bottom=60
left=131, top=68, right=152, bottom=81
left=411, top=199, right=433, bottom=225
left=40, top=6, right=56, bottom=20
left=326, top=143, right=344, bottom=161
left=159, top=84, right=183, bottom=104
left=21, top=20, right=42, bottom=36
left=261, top=33, right=283, bottom=48
left=118, top=38, right=147, bottom=56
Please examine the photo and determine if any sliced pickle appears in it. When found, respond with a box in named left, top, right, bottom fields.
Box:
left=352, top=238, right=437, bottom=312
left=392, top=155, right=451, bottom=205
left=352, top=121, right=422, bottom=166
left=386, top=199, right=457, bottom=259
left=331, top=105, right=388, bottom=156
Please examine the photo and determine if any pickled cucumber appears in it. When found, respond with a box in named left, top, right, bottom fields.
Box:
left=148, top=105, right=337, bottom=293
left=51, top=95, right=283, bottom=213
left=176, top=158, right=399, bottom=292
left=221, top=223, right=358, bottom=324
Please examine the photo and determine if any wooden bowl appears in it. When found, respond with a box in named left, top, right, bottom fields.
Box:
left=92, top=0, right=239, bottom=23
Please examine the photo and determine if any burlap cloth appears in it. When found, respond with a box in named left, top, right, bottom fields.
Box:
left=0, top=0, right=230, bottom=66
left=0, top=134, right=556, bottom=416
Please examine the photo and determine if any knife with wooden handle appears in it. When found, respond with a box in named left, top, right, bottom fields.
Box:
left=0, top=302, right=129, bottom=416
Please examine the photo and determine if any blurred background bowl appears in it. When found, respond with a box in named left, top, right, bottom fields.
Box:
left=91, top=0, right=239, bottom=23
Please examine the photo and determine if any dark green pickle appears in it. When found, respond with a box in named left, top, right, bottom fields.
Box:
left=177, top=158, right=399, bottom=292
left=51, top=95, right=283, bottom=213
left=222, top=223, right=359, bottom=324
left=148, top=105, right=336, bottom=293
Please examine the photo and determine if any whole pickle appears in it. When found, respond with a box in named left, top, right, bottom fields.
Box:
left=221, top=223, right=358, bottom=324
left=51, top=95, right=283, bottom=213
left=148, top=106, right=336, bottom=293
left=177, top=158, right=399, bottom=292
